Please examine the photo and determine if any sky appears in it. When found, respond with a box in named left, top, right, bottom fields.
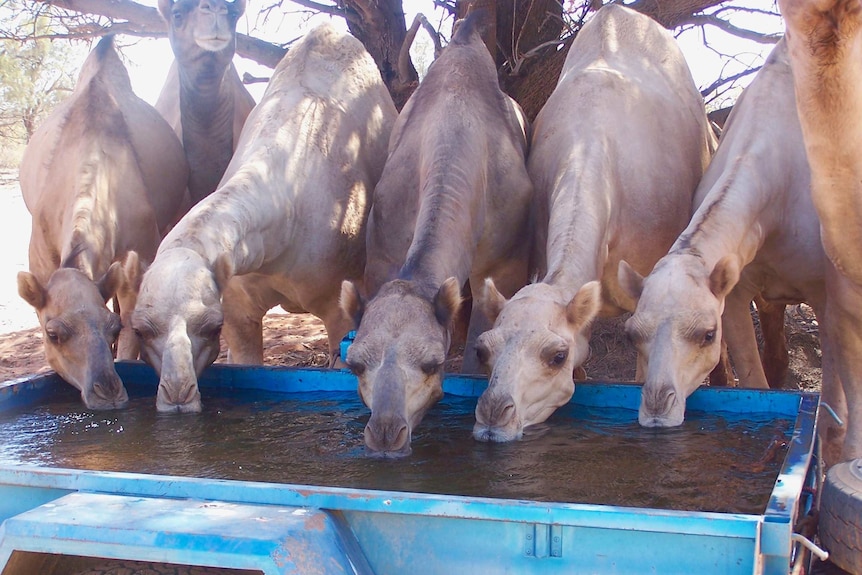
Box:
left=119, top=1, right=783, bottom=109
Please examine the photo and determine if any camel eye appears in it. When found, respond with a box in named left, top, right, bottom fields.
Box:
left=624, top=322, right=644, bottom=347
left=131, top=320, right=154, bottom=341
left=421, top=361, right=444, bottom=376
left=204, top=323, right=223, bottom=339
left=476, top=344, right=490, bottom=365
left=44, top=320, right=70, bottom=344
left=548, top=350, right=568, bottom=368
left=346, top=361, right=366, bottom=377
left=107, top=315, right=122, bottom=341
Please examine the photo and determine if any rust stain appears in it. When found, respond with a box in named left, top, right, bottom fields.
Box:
left=276, top=536, right=328, bottom=575
left=304, top=512, right=327, bottom=531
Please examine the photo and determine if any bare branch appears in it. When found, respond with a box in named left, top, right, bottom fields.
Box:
left=397, top=13, right=422, bottom=86
left=285, top=0, right=355, bottom=22
left=700, top=65, right=761, bottom=99
left=242, top=72, right=270, bottom=84
left=509, top=35, right=569, bottom=76
left=710, top=5, right=780, bottom=19
left=682, top=13, right=781, bottom=44
left=416, top=13, right=443, bottom=57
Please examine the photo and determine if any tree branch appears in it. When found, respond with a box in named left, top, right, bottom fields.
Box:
left=285, top=0, right=355, bottom=22
left=625, top=0, right=725, bottom=28
left=700, top=65, right=760, bottom=99
left=32, top=0, right=287, bottom=67
left=682, top=13, right=781, bottom=44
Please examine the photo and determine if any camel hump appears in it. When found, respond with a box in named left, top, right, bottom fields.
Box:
left=94, top=35, right=115, bottom=60
left=451, top=9, right=488, bottom=46
left=77, top=34, right=133, bottom=95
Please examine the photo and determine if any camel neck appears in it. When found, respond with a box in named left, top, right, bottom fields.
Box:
left=178, top=68, right=235, bottom=204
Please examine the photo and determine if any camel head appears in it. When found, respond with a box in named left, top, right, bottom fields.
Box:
left=619, top=255, right=739, bottom=427
left=472, top=280, right=600, bottom=443
left=17, top=266, right=129, bottom=410
left=158, top=0, right=246, bottom=75
left=340, top=277, right=461, bottom=458
left=132, top=247, right=228, bottom=413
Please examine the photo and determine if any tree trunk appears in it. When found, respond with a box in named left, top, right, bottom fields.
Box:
left=342, top=0, right=417, bottom=109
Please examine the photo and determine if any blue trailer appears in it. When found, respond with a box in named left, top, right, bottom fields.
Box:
left=0, top=362, right=820, bottom=574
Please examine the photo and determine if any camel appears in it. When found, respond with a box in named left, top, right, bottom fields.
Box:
left=132, top=23, right=397, bottom=413
left=339, top=11, right=536, bottom=457
left=16, top=36, right=189, bottom=410
left=778, top=0, right=862, bottom=466
left=156, top=0, right=256, bottom=206
left=616, top=40, right=851, bottom=460
left=469, top=4, right=714, bottom=443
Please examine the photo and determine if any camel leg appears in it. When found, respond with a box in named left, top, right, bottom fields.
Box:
left=115, top=250, right=150, bottom=361
left=819, top=310, right=846, bottom=468
left=319, top=302, right=356, bottom=368
left=463, top=261, right=529, bottom=375
left=115, top=287, right=139, bottom=360
left=635, top=352, right=647, bottom=382
left=461, top=290, right=493, bottom=375
left=221, top=278, right=268, bottom=365
left=450, top=280, right=472, bottom=354
left=823, top=268, right=862, bottom=464
left=722, top=287, right=769, bottom=389
left=754, top=295, right=788, bottom=389
left=707, top=339, right=733, bottom=387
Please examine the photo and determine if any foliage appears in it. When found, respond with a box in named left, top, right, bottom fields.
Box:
left=0, top=1, right=87, bottom=157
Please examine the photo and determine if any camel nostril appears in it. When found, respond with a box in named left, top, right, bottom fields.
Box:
left=179, top=383, right=199, bottom=406
left=641, top=384, right=679, bottom=421
left=660, top=387, right=677, bottom=411
left=92, top=378, right=122, bottom=400
left=391, top=424, right=409, bottom=450
left=365, top=418, right=410, bottom=453
left=496, top=401, right=516, bottom=426
left=476, top=393, right=517, bottom=427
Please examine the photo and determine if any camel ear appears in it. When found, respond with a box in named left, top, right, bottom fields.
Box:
left=97, top=261, right=123, bottom=303
left=480, top=277, right=508, bottom=324
left=434, top=277, right=463, bottom=327
left=213, top=253, right=234, bottom=293
left=157, top=0, right=173, bottom=22
left=709, top=256, right=740, bottom=299
left=17, top=271, right=46, bottom=310
left=340, top=280, right=365, bottom=329
left=566, top=281, right=601, bottom=330
left=233, top=0, right=247, bottom=17
left=618, top=260, right=644, bottom=302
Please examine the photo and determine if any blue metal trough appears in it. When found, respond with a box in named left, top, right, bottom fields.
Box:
left=0, top=361, right=820, bottom=575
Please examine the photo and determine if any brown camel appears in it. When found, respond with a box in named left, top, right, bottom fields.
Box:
left=17, top=36, right=189, bottom=410
left=471, top=5, right=714, bottom=443
left=132, top=23, right=397, bottom=414
left=339, top=11, right=536, bottom=457
left=780, top=0, right=862, bottom=465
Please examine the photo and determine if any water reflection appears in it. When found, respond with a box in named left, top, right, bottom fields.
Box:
left=0, top=388, right=791, bottom=514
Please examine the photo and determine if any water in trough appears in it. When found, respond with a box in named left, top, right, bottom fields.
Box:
left=0, top=385, right=791, bottom=515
